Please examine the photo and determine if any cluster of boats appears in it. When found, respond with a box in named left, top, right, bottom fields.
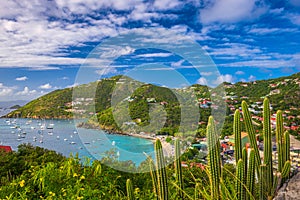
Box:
left=4, top=119, right=77, bottom=145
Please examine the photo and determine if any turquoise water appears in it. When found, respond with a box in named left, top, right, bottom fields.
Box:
left=0, top=118, right=154, bottom=166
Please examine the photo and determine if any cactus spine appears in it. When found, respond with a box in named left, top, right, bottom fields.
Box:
left=207, top=116, right=222, bottom=200
left=234, top=109, right=242, bottom=164
left=235, top=159, right=245, bottom=200
left=174, top=139, right=183, bottom=199
left=126, top=179, right=134, bottom=200
left=155, top=139, right=168, bottom=200
left=263, top=98, right=273, bottom=196
left=242, top=101, right=261, bottom=175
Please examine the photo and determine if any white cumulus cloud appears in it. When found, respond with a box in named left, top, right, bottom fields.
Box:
left=248, top=75, right=256, bottom=81
left=15, top=76, right=28, bottom=81
left=214, top=74, right=234, bottom=85
left=153, top=0, right=181, bottom=10
left=95, top=67, right=118, bottom=76
left=200, top=0, right=268, bottom=24
left=16, top=87, right=37, bottom=95
left=39, top=83, right=52, bottom=89
left=0, top=83, right=15, bottom=97
left=197, top=77, right=208, bottom=85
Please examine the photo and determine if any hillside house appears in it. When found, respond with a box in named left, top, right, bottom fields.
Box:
left=146, top=98, right=156, bottom=103
left=229, top=132, right=250, bottom=148
left=270, top=89, right=280, bottom=95
left=269, top=83, right=278, bottom=88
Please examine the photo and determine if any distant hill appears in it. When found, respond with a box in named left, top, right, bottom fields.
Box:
left=0, top=100, right=27, bottom=117
left=224, top=72, right=300, bottom=111
left=9, top=105, right=21, bottom=109
left=5, top=75, right=123, bottom=119
left=4, top=72, right=300, bottom=136
left=0, top=100, right=27, bottom=108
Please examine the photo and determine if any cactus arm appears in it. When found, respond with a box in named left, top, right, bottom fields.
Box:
left=235, top=159, right=245, bottom=200
left=126, top=179, right=134, bottom=200
left=234, top=109, right=242, bottom=164
left=207, top=116, right=221, bottom=200
left=276, top=110, right=284, bottom=172
left=259, top=164, right=268, bottom=200
left=281, top=160, right=291, bottom=179
left=242, top=101, right=261, bottom=175
left=246, top=149, right=256, bottom=200
left=242, top=147, right=248, bottom=192
left=284, top=131, right=290, bottom=162
left=263, top=98, right=273, bottom=195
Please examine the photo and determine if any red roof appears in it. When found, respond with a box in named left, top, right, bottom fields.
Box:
left=0, top=145, right=12, bottom=152
left=221, top=143, right=228, bottom=149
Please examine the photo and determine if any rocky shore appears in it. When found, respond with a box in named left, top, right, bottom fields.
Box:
left=274, top=171, right=300, bottom=200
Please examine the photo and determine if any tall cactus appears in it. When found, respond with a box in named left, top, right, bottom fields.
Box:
left=246, top=149, right=256, bottom=200
left=284, top=131, right=290, bottom=164
left=234, top=109, right=242, bottom=164
left=235, top=159, right=245, bottom=200
left=126, top=179, right=134, bottom=200
left=242, top=147, right=248, bottom=190
left=263, top=98, right=273, bottom=196
left=241, top=98, right=291, bottom=199
left=207, top=116, right=222, bottom=200
left=259, top=164, right=268, bottom=200
left=276, top=110, right=284, bottom=172
left=242, top=101, right=261, bottom=175
left=282, top=131, right=291, bottom=180
left=174, top=139, right=183, bottom=199
left=155, top=139, right=168, bottom=200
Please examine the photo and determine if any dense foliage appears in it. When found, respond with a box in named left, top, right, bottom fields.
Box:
left=0, top=144, right=235, bottom=199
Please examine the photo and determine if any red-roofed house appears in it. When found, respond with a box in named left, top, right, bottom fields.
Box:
left=0, top=145, right=12, bottom=153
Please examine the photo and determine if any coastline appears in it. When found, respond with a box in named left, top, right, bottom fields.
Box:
left=77, top=121, right=175, bottom=157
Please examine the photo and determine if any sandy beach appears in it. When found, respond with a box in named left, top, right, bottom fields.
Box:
left=128, top=132, right=175, bottom=157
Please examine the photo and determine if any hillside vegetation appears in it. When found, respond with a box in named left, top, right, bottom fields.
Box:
left=5, top=73, right=300, bottom=136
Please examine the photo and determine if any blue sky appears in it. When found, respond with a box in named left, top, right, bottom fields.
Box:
left=0, top=0, right=299, bottom=102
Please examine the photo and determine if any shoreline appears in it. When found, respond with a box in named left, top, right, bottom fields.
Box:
left=77, top=121, right=175, bottom=157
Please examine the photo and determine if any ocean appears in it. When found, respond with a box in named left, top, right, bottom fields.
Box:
left=0, top=118, right=155, bottom=166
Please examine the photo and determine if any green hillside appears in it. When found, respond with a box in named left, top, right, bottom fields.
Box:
left=225, top=72, right=300, bottom=110
left=5, top=72, right=300, bottom=136
left=6, top=88, right=73, bottom=119
left=5, top=75, right=123, bottom=119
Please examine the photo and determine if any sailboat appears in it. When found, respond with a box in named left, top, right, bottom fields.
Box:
left=47, top=122, right=54, bottom=129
